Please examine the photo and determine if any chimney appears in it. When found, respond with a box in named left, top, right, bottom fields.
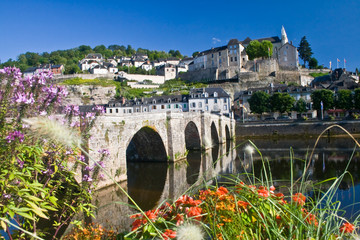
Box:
left=121, top=97, right=126, bottom=105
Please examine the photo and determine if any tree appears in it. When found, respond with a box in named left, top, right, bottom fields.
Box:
left=294, top=98, right=307, bottom=114
left=64, top=64, right=80, bottom=74
left=245, top=40, right=261, bottom=60
left=269, top=92, right=295, bottom=114
left=311, top=89, right=334, bottom=111
left=354, top=88, right=360, bottom=109
left=259, top=40, right=273, bottom=59
left=335, top=89, right=353, bottom=110
left=308, top=57, right=318, bottom=69
left=246, top=40, right=273, bottom=60
left=192, top=51, right=200, bottom=58
left=248, top=91, right=270, bottom=115
left=297, top=36, right=313, bottom=67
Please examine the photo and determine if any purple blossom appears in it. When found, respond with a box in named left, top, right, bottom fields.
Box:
left=79, top=155, right=86, bottom=162
left=3, top=193, right=11, bottom=199
left=85, top=165, right=94, bottom=172
left=97, top=161, right=105, bottom=168
left=82, top=175, right=93, bottom=182
left=98, top=149, right=110, bottom=156
left=98, top=174, right=105, bottom=180
left=92, top=105, right=105, bottom=114
left=63, top=105, right=80, bottom=116
left=13, top=92, right=35, bottom=105
left=6, top=131, right=24, bottom=143
left=17, top=158, right=24, bottom=169
left=85, top=112, right=95, bottom=120
left=65, top=150, right=73, bottom=155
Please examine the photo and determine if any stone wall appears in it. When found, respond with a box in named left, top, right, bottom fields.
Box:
left=63, top=85, right=116, bottom=105
left=236, top=120, right=360, bottom=138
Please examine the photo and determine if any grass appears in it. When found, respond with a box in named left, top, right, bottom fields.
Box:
left=59, top=77, right=118, bottom=87
left=309, top=72, right=329, bottom=78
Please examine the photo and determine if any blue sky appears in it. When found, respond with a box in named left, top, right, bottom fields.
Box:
left=1, top=0, right=359, bottom=71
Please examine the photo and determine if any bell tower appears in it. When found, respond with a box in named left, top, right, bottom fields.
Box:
left=281, top=25, right=289, bottom=45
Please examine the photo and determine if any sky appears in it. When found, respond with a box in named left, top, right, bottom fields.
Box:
left=1, top=0, right=359, bottom=71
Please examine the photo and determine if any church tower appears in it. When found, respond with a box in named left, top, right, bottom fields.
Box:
left=281, top=26, right=289, bottom=45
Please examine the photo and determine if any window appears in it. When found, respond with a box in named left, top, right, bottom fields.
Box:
left=224, top=105, right=227, bottom=110
left=116, top=109, right=118, bottom=113
left=284, top=50, right=287, bottom=56
left=214, top=99, right=218, bottom=104
left=234, top=49, right=237, bottom=54
left=224, top=98, right=227, bottom=103
left=175, top=104, right=179, bottom=108
left=161, top=105, right=165, bottom=109
left=123, top=109, right=126, bottom=113
left=235, top=57, right=237, bottom=61
left=212, top=54, right=213, bottom=58
left=167, top=104, right=171, bottom=109
left=219, top=52, right=221, bottom=56
left=183, top=104, right=187, bottom=108
left=214, top=92, right=218, bottom=97
left=231, top=57, right=233, bottom=62
left=205, top=106, right=209, bottom=111
left=153, top=100, right=156, bottom=104
left=284, top=57, right=287, bottom=62
left=136, top=108, right=139, bottom=112
left=109, top=109, right=112, bottom=113
left=128, top=109, right=132, bottom=113
left=192, top=102, right=196, bottom=108
left=205, top=99, right=208, bottom=104
left=199, top=102, right=202, bottom=107
left=144, top=108, right=147, bottom=112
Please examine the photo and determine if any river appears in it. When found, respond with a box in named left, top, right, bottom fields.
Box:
left=89, top=136, right=360, bottom=232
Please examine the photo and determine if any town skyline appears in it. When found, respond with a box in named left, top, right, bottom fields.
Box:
left=1, top=0, right=359, bottom=71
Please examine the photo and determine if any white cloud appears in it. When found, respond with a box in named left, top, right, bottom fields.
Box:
left=212, top=37, right=221, bottom=44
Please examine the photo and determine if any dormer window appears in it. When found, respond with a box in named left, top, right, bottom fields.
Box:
left=214, top=92, right=218, bottom=97
left=153, top=100, right=156, bottom=104
left=205, top=92, right=209, bottom=97
left=168, top=98, right=171, bottom=103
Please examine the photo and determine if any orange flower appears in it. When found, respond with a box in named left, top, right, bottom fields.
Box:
left=257, top=187, right=270, bottom=198
left=162, top=229, right=176, bottom=239
left=186, top=206, right=202, bottom=221
left=340, top=222, right=355, bottom=233
left=131, top=219, right=143, bottom=231
left=174, top=213, right=184, bottom=226
left=216, top=186, right=229, bottom=195
left=292, top=193, right=306, bottom=206
left=237, top=200, right=250, bottom=209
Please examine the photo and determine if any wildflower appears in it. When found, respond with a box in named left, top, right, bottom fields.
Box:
left=292, top=193, right=306, bottom=206
left=237, top=200, right=250, bottom=209
left=161, top=229, right=176, bottom=239
left=176, top=223, right=204, bottom=240
left=131, top=219, right=144, bottom=231
left=257, top=186, right=270, bottom=198
left=340, top=222, right=355, bottom=233
left=174, top=213, right=184, bottom=225
left=6, top=131, right=25, bottom=143
left=98, top=149, right=110, bottom=156
left=216, top=186, right=228, bottom=195
left=244, top=145, right=254, bottom=155
left=82, top=175, right=93, bottom=182
left=186, top=206, right=202, bottom=221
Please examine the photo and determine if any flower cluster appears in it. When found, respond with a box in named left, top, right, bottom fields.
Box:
left=127, top=181, right=358, bottom=239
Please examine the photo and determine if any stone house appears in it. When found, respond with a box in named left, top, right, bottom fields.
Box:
left=51, top=64, right=64, bottom=75
left=188, top=88, right=232, bottom=117
left=156, top=64, right=176, bottom=80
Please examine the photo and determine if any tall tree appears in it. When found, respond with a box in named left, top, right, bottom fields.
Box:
left=260, top=40, right=273, bottom=59
left=248, top=91, right=270, bottom=115
left=245, top=40, right=261, bottom=60
left=298, top=36, right=313, bottom=67
left=308, top=57, right=318, bottom=69
left=294, top=98, right=307, bottom=114
left=311, top=89, right=334, bottom=111
left=269, top=92, right=295, bottom=114
left=354, top=88, right=360, bottom=109
left=335, top=89, right=353, bottom=110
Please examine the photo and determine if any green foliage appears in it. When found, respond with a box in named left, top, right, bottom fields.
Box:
left=309, top=72, right=329, bottom=78
left=248, top=91, right=270, bottom=115
left=311, top=89, right=334, bottom=111
left=308, top=57, right=318, bottom=69
left=294, top=98, right=307, bottom=113
left=335, top=89, right=353, bottom=110
left=192, top=51, right=200, bottom=58
left=354, top=88, right=360, bottom=109
left=117, top=66, right=155, bottom=75
left=246, top=40, right=273, bottom=60
left=269, top=92, right=295, bottom=114
left=298, top=36, right=313, bottom=67
left=59, top=77, right=117, bottom=87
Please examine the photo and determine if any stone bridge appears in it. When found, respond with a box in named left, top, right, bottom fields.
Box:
left=86, top=111, right=236, bottom=189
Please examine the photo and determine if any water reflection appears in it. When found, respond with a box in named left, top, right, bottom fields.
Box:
left=90, top=142, right=235, bottom=232
left=127, top=161, right=168, bottom=210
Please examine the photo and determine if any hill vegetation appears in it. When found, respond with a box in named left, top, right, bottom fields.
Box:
left=0, top=45, right=185, bottom=74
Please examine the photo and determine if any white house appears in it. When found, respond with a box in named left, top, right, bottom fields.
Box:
left=188, top=88, right=232, bottom=117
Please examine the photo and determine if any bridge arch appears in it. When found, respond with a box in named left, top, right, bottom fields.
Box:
left=184, top=121, right=201, bottom=150
left=211, top=121, right=219, bottom=147
left=126, top=126, right=167, bottom=162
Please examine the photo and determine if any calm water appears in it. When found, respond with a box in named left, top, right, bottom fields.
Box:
left=90, top=136, right=360, bottom=231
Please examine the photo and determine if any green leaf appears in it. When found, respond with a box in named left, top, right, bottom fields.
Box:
left=1, top=220, right=7, bottom=231
left=49, top=196, right=58, bottom=206
left=16, top=211, right=35, bottom=221
left=26, top=195, right=43, bottom=202
left=25, top=200, right=48, bottom=219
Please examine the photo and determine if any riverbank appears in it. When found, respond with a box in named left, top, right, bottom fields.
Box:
left=236, top=119, right=360, bottom=139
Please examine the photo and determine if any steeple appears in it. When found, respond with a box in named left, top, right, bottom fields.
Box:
left=281, top=25, right=289, bottom=45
